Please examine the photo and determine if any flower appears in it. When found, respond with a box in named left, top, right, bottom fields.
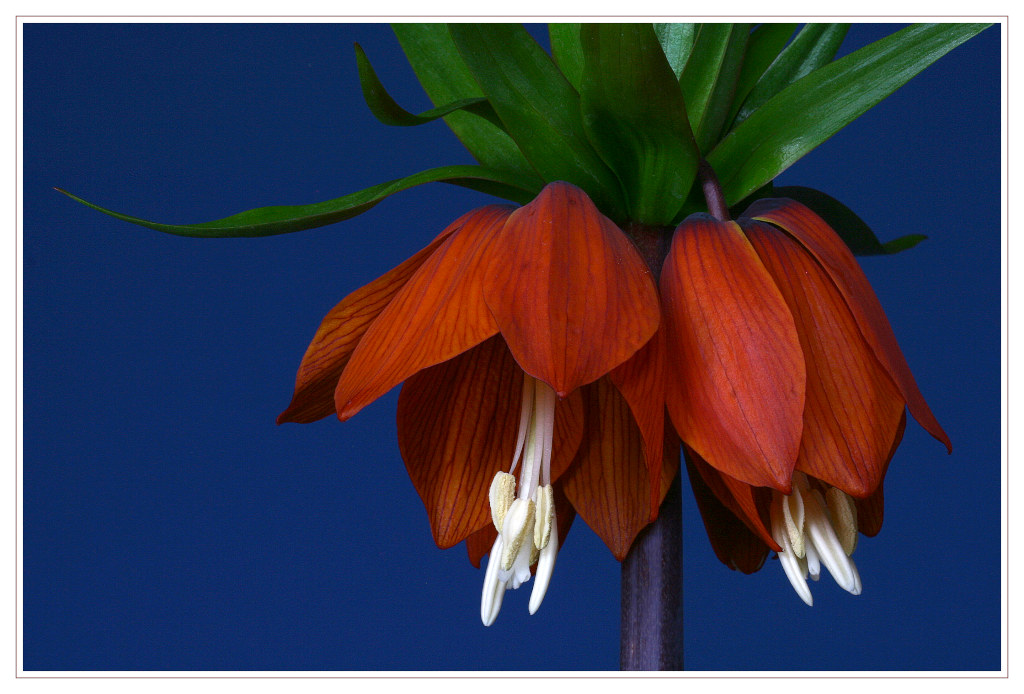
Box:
left=278, top=182, right=675, bottom=624
left=662, top=198, right=949, bottom=604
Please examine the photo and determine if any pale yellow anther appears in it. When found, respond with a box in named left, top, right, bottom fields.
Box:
left=783, top=487, right=806, bottom=559
left=489, top=472, right=516, bottom=532
left=533, top=484, right=555, bottom=551
left=500, top=499, right=535, bottom=572
left=826, top=486, right=859, bottom=556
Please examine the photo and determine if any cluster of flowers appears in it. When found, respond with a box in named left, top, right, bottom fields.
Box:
left=278, top=182, right=949, bottom=624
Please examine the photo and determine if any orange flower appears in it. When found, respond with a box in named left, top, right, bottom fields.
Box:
left=661, top=198, right=949, bottom=604
left=278, top=182, right=674, bottom=624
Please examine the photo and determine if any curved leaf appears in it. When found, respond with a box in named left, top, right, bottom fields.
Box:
left=773, top=185, right=926, bottom=255
left=680, top=23, right=752, bottom=152
left=57, top=165, right=535, bottom=238
left=726, top=23, right=798, bottom=127
left=653, top=23, right=698, bottom=79
left=729, top=23, right=849, bottom=130
left=390, top=23, right=542, bottom=184
left=448, top=23, right=626, bottom=221
left=354, top=43, right=502, bottom=128
left=549, top=23, right=584, bottom=90
left=579, top=23, right=699, bottom=224
left=709, top=23, right=992, bottom=205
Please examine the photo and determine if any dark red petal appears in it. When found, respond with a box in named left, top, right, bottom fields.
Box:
left=335, top=205, right=513, bottom=419
left=660, top=214, right=805, bottom=491
left=277, top=228, right=456, bottom=424
left=397, top=336, right=521, bottom=549
left=743, top=219, right=906, bottom=498
left=550, top=389, right=585, bottom=483
left=857, top=411, right=906, bottom=537
left=746, top=198, right=951, bottom=452
left=560, top=379, right=673, bottom=560
left=686, top=446, right=779, bottom=551
left=684, top=453, right=770, bottom=573
left=609, top=328, right=666, bottom=519
left=482, top=182, right=660, bottom=396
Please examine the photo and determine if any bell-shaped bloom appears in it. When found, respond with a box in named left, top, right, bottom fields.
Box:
left=661, top=198, right=948, bottom=603
left=278, top=182, right=674, bottom=624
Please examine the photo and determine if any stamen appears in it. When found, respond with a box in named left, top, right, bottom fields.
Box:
left=488, top=472, right=516, bottom=532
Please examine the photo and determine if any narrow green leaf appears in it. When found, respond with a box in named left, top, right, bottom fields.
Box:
left=729, top=23, right=849, bottom=129
left=448, top=23, right=626, bottom=220
left=680, top=23, right=752, bottom=152
left=772, top=186, right=926, bottom=255
left=57, top=165, right=535, bottom=238
left=391, top=23, right=541, bottom=183
left=354, top=43, right=502, bottom=128
left=579, top=23, right=700, bottom=224
left=709, top=23, right=993, bottom=205
left=653, top=23, right=698, bottom=79
left=726, top=23, right=798, bottom=128
left=549, top=23, right=585, bottom=90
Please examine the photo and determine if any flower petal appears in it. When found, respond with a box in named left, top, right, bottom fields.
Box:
left=397, top=336, right=522, bottom=549
left=276, top=228, right=454, bottom=424
left=743, top=219, right=906, bottom=498
left=684, top=453, right=770, bottom=574
left=746, top=198, right=951, bottom=452
left=559, top=378, right=676, bottom=560
left=609, top=328, right=666, bottom=519
left=482, top=182, right=660, bottom=396
left=335, top=205, right=513, bottom=419
left=660, top=213, right=805, bottom=490
left=857, top=411, right=906, bottom=537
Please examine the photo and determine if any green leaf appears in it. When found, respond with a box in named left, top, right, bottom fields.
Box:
left=57, top=165, right=535, bottom=238
left=726, top=23, right=798, bottom=128
left=579, top=23, right=700, bottom=224
left=354, top=43, right=502, bottom=128
left=549, top=23, right=584, bottom=90
left=729, top=23, right=849, bottom=129
left=709, top=23, right=993, bottom=205
left=653, top=23, right=698, bottom=79
left=772, top=185, right=926, bottom=255
left=448, top=23, right=625, bottom=220
left=680, top=23, right=752, bottom=152
left=390, top=24, right=541, bottom=184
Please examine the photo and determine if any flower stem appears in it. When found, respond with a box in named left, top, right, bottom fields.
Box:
left=619, top=473, right=683, bottom=670
left=698, top=158, right=730, bottom=222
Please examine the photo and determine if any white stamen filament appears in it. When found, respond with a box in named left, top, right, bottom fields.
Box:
left=480, top=375, right=560, bottom=626
left=771, top=472, right=862, bottom=605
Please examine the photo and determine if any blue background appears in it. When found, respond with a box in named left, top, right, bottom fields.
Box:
left=22, top=22, right=1002, bottom=671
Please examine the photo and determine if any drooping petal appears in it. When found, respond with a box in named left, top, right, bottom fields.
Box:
left=277, top=228, right=455, bottom=424
left=549, top=389, right=586, bottom=483
left=743, top=219, right=906, bottom=498
left=684, top=453, right=770, bottom=574
left=857, top=411, right=906, bottom=537
left=397, top=336, right=522, bottom=549
left=482, top=182, right=660, bottom=397
left=560, top=378, right=676, bottom=560
left=746, top=198, right=951, bottom=452
left=660, top=213, right=805, bottom=491
left=609, top=328, right=666, bottom=519
left=686, top=446, right=779, bottom=551
left=335, top=205, right=513, bottom=419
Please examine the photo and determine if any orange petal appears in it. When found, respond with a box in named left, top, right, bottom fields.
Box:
left=686, top=446, right=778, bottom=551
left=335, top=205, right=513, bottom=419
left=743, top=219, right=906, bottom=498
left=397, top=336, right=523, bottom=549
left=482, top=182, right=660, bottom=396
left=660, top=214, right=805, bottom=491
left=550, top=389, right=585, bottom=483
left=856, top=411, right=905, bottom=537
left=746, top=198, right=950, bottom=452
left=276, top=228, right=455, bottom=424
left=560, top=379, right=669, bottom=560
left=684, top=453, right=770, bottom=574
left=609, top=328, right=666, bottom=519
